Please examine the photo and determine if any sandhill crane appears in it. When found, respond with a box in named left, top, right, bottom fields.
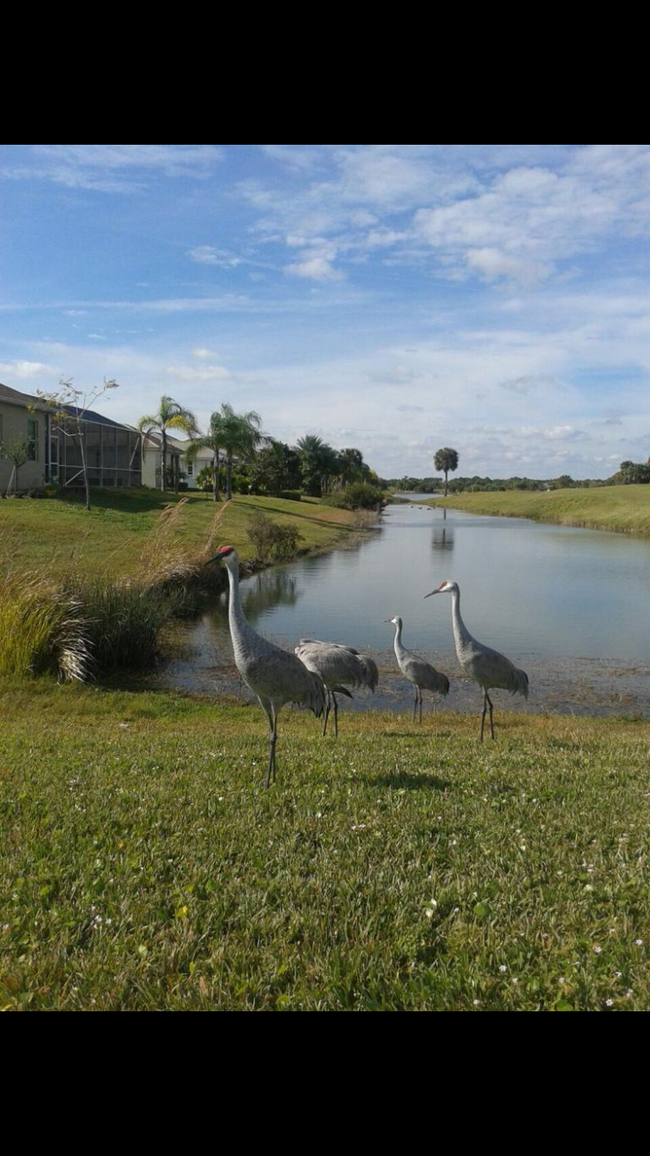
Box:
left=207, top=546, right=325, bottom=787
left=294, top=639, right=379, bottom=737
left=386, top=616, right=449, bottom=722
left=424, top=580, right=528, bottom=740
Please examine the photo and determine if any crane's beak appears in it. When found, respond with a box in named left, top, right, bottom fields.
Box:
left=423, top=589, right=438, bottom=599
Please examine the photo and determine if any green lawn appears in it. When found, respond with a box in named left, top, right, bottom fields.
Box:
left=0, top=489, right=363, bottom=578
left=1, top=681, right=648, bottom=1011
left=426, top=485, right=650, bottom=536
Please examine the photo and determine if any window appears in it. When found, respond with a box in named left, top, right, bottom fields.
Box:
left=27, top=418, right=39, bottom=461
left=186, top=461, right=194, bottom=476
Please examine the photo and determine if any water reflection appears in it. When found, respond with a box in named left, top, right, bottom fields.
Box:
left=159, top=502, right=650, bottom=716
left=431, top=513, right=454, bottom=553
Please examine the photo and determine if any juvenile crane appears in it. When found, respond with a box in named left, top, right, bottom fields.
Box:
left=294, top=639, right=379, bottom=737
left=424, top=580, right=529, bottom=740
left=208, top=546, right=325, bottom=787
left=386, top=615, right=449, bottom=722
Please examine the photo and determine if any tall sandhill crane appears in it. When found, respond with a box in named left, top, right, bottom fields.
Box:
left=294, top=639, right=379, bottom=737
left=424, top=580, right=528, bottom=740
left=208, top=546, right=325, bottom=787
left=386, top=615, right=449, bottom=722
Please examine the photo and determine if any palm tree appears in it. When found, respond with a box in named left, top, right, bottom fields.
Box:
left=296, top=434, right=329, bottom=496
left=186, top=410, right=229, bottom=502
left=137, top=396, right=198, bottom=492
left=434, top=447, right=459, bottom=497
left=337, top=447, right=365, bottom=488
left=215, top=403, right=264, bottom=500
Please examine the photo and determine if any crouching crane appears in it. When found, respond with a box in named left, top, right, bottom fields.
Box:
left=294, top=639, right=379, bottom=737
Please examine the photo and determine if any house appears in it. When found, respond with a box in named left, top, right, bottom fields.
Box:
left=139, top=431, right=184, bottom=490
left=0, top=382, right=142, bottom=492
left=0, top=382, right=46, bottom=492
left=167, top=437, right=215, bottom=490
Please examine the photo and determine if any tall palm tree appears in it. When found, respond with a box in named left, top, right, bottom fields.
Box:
left=137, top=396, right=198, bottom=492
left=215, top=403, right=264, bottom=500
left=186, top=410, right=229, bottom=502
left=434, top=447, right=459, bottom=497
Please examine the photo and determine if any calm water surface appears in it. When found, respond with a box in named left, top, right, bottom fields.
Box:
left=159, top=499, right=650, bottom=717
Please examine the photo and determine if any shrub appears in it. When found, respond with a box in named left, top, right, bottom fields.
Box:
left=326, top=482, right=384, bottom=510
left=246, top=513, right=304, bottom=563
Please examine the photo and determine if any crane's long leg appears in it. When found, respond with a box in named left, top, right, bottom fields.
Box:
left=480, top=692, right=488, bottom=742
left=332, top=691, right=339, bottom=738
left=261, top=699, right=278, bottom=788
left=487, top=692, right=495, bottom=740
left=322, top=690, right=331, bottom=736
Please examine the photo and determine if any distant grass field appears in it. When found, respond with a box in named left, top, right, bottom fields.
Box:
left=426, top=485, right=650, bottom=536
left=0, top=489, right=363, bottom=579
left=1, top=681, right=648, bottom=1011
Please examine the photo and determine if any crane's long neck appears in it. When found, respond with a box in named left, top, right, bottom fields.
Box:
left=450, top=587, right=474, bottom=655
left=224, top=558, right=257, bottom=660
left=393, top=620, right=407, bottom=662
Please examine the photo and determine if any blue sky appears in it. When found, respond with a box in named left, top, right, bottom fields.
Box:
left=1, top=143, right=649, bottom=478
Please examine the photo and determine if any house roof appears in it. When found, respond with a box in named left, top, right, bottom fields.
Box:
left=0, top=382, right=134, bottom=431
left=137, top=429, right=182, bottom=456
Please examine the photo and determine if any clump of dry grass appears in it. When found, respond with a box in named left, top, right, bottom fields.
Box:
left=0, top=571, right=91, bottom=681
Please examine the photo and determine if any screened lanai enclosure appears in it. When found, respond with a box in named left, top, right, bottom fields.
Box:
left=50, top=412, right=142, bottom=488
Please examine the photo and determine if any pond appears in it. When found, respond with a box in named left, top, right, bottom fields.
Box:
left=158, top=498, right=650, bottom=718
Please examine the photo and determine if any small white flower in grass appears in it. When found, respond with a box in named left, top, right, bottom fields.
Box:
left=512, top=978, right=519, bottom=985
left=473, top=999, right=480, bottom=1006
left=606, top=999, right=614, bottom=1007
left=635, top=939, right=643, bottom=946
left=615, top=971, right=622, bottom=978
left=594, top=946, right=602, bottom=954
left=559, top=977, right=565, bottom=984
left=626, top=989, right=633, bottom=998
left=499, top=965, right=507, bottom=973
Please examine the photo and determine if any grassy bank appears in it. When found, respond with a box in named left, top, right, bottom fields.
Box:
left=0, top=491, right=368, bottom=680
left=0, top=489, right=364, bottom=579
left=1, top=681, right=648, bottom=1011
left=425, top=485, right=650, bottom=536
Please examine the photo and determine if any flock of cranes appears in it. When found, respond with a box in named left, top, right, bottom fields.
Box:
left=210, top=546, right=529, bottom=788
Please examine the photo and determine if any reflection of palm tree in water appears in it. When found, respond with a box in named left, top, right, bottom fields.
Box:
left=432, top=511, right=454, bottom=552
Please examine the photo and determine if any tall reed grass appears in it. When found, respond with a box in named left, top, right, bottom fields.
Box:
left=0, top=499, right=230, bottom=681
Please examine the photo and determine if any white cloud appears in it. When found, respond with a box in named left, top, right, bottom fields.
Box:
left=2, top=145, right=223, bottom=193
left=166, top=363, right=232, bottom=382
left=187, top=245, right=242, bottom=267
left=0, top=359, right=59, bottom=379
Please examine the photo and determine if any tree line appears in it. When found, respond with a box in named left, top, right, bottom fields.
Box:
left=137, top=396, right=382, bottom=506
